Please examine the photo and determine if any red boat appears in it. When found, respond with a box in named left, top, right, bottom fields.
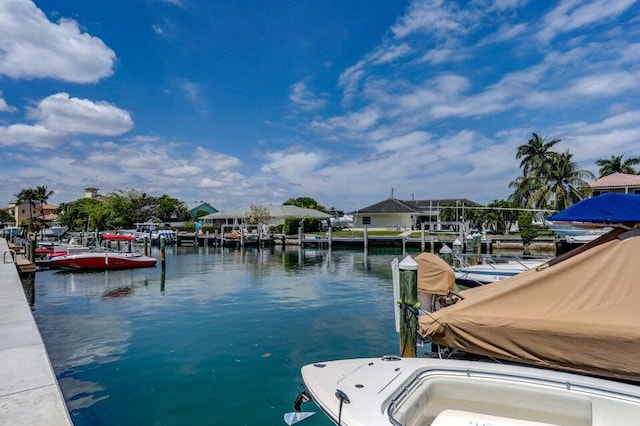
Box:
left=49, top=233, right=157, bottom=270
left=49, top=251, right=157, bottom=270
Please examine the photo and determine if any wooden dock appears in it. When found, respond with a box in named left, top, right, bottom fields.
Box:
left=7, top=243, right=35, bottom=273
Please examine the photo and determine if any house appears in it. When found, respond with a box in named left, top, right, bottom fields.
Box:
left=188, top=202, right=218, bottom=220
left=351, top=197, right=482, bottom=231
left=7, top=201, right=58, bottom=226
left=201, top=205, right=329, bottom=227
left=589, top=173, right=640, bottom=195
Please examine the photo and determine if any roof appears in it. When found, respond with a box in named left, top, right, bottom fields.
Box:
left=353, top=198, right=418, bottom=214
left=188, top=202, right=217, bottom=212
left=200, top=205, right=330, bottom=220
left=419, top=227, right=640, bottom=382
left=589, top=172, right=640, bottom=188
left=352, top=197, right=482, bottom=214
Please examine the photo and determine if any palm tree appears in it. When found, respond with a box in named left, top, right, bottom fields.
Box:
left=33, top=185, right=54, bottom=234
left=13, top=188, right=37, bottom=231
left=515, top=133, right=561, bottom=177
left=595, top=154, right=640, bottom=177
left=529, top=151, right=595, bottom=210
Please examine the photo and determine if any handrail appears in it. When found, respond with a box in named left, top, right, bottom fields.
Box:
left=3, top=249, right=16, bottom=264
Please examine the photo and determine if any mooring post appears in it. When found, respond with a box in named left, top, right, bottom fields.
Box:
left=160, top=236, right=166, bottom=270
left=144, top=237, right=149, bottom=256
left=439, top=243, right=453, bottom=265
left=398, top=255, right=418, bottom=357
left=328, top=226, right=332, bottom=248
left=420, top=222, right=425, bottom=252
left=364, top=226, right=368, bottom=250
left=29, top=238, right=36, bottom=262
left=298, top=226, right=303, bottom=246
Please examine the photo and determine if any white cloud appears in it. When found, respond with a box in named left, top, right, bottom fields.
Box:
left=192, top=147, right=243, bottom=171
left=537, top=0, right=636, bottom=43
left=0, top=93, right=133, bottom=148
left=0, top=123, right=61, bottom=147
left=0, top=0, right=116, bottom=83
left=29, top=93, right=134, bottom=136
left=289, top=81, right=328, bottom=110
left=0, top=91, right=17, bottom=112
left=159, top=0, right=184, bottom=6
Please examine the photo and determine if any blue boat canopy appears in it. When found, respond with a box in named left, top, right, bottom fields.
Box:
left=547, top=193, right=640, bottom=224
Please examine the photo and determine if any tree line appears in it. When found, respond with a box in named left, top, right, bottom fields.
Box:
left=439, top=132, right=639, bottom=234
left=5, top=132, right=637, bottom=234
left=8, top=187, right=191, bottom=232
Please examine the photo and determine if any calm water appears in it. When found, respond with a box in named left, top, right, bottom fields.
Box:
left=33, top=245, right=405, bottom=425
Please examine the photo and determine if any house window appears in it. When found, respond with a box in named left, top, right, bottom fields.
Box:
left=362, top=216, right=371, bottom=225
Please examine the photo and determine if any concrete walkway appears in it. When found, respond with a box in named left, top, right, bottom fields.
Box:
left=0, top=238, right=72, bottom=425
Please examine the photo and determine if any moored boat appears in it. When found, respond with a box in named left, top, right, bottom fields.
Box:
left=292, top=356, right=640, bottom=426
left=454, top=258, right=547, bottom=287
left=49, top=233, right=156, bottom=270
left=287, top=194, right=640, bottom=425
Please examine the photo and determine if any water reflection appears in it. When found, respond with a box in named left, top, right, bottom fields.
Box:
left=34, top=247, right=402, bottom=425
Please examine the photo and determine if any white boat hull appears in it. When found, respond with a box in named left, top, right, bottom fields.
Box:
left=454, top=260, right=546, bottom=287
left=300, top=357, right=640, bottom=426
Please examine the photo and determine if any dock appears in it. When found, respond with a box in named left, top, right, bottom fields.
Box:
left=0, top=238, right=72, bottom=425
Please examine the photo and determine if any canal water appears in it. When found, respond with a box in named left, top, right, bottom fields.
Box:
left=33, top=246, right=405, bottom=425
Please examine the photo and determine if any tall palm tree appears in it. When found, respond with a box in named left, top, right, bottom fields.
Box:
left=595, top=154, right=640, bottom=177
left=515, top=133, right=561, bottom=177
left=33, top=185, right=54, bottom=234
left=529, top=151, right=595, bottom=210
left=14, top=188, right=37, bottom=230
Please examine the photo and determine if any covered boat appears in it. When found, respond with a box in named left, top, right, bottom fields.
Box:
left=49, top=233, right=156, bottom=270
left=419, top=225, right=640, bottom=382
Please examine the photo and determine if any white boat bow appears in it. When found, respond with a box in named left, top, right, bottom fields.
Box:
left=292, top=356, right=640, bottom=426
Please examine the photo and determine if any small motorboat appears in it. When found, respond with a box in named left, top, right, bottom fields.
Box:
left=49, top=251, right=157, bottom=270
left=454, top=258, right=547, bottom=287
left=49, top=233, right=156, bottom=270
left=287, top=356, right=640, bottom=426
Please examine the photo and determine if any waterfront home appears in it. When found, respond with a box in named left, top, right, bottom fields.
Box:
left=350, top=197, right=481, bottom=231
left=200, top=205, right=329, bottom=228
left=589, top=172, right=640, bottom=195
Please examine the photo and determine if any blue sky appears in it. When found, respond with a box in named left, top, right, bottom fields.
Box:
left=1, top=0, right=639, bottom=212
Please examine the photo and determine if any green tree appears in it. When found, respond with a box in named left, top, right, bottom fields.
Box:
left=283, top=196, right=326, bottom=212
left=14, top=188, right=37, bottom=231
left=595, top=154, right=639, bottom=177
left=517, top=212, right=538, bottom=245
left=33, top=185, right=54, bottom=230
left=157, top=194, right=190, bottom=221
left=515, top=133, right=561, bottom=177
left=105, top=188, right=156, bottom=228
left=484, top=199, right=521, bottom=234
left=0, top=208, right=13, bottom=225
left=56, top=198, right=108, bottom=231
left=529, top=151, right=594, bottom=210
left=247, top=205, right=271, bottom=225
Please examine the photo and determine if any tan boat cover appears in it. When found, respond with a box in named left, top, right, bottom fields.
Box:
left=419, top=228, right=640, bottom=383
left=416, top=253, right=455, bottom=295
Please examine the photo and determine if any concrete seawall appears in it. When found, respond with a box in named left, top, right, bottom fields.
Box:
left=0, top=238, right=72, bottom=425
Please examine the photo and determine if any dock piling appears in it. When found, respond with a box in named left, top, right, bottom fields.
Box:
left=398, top=256, right=418, bottom=358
